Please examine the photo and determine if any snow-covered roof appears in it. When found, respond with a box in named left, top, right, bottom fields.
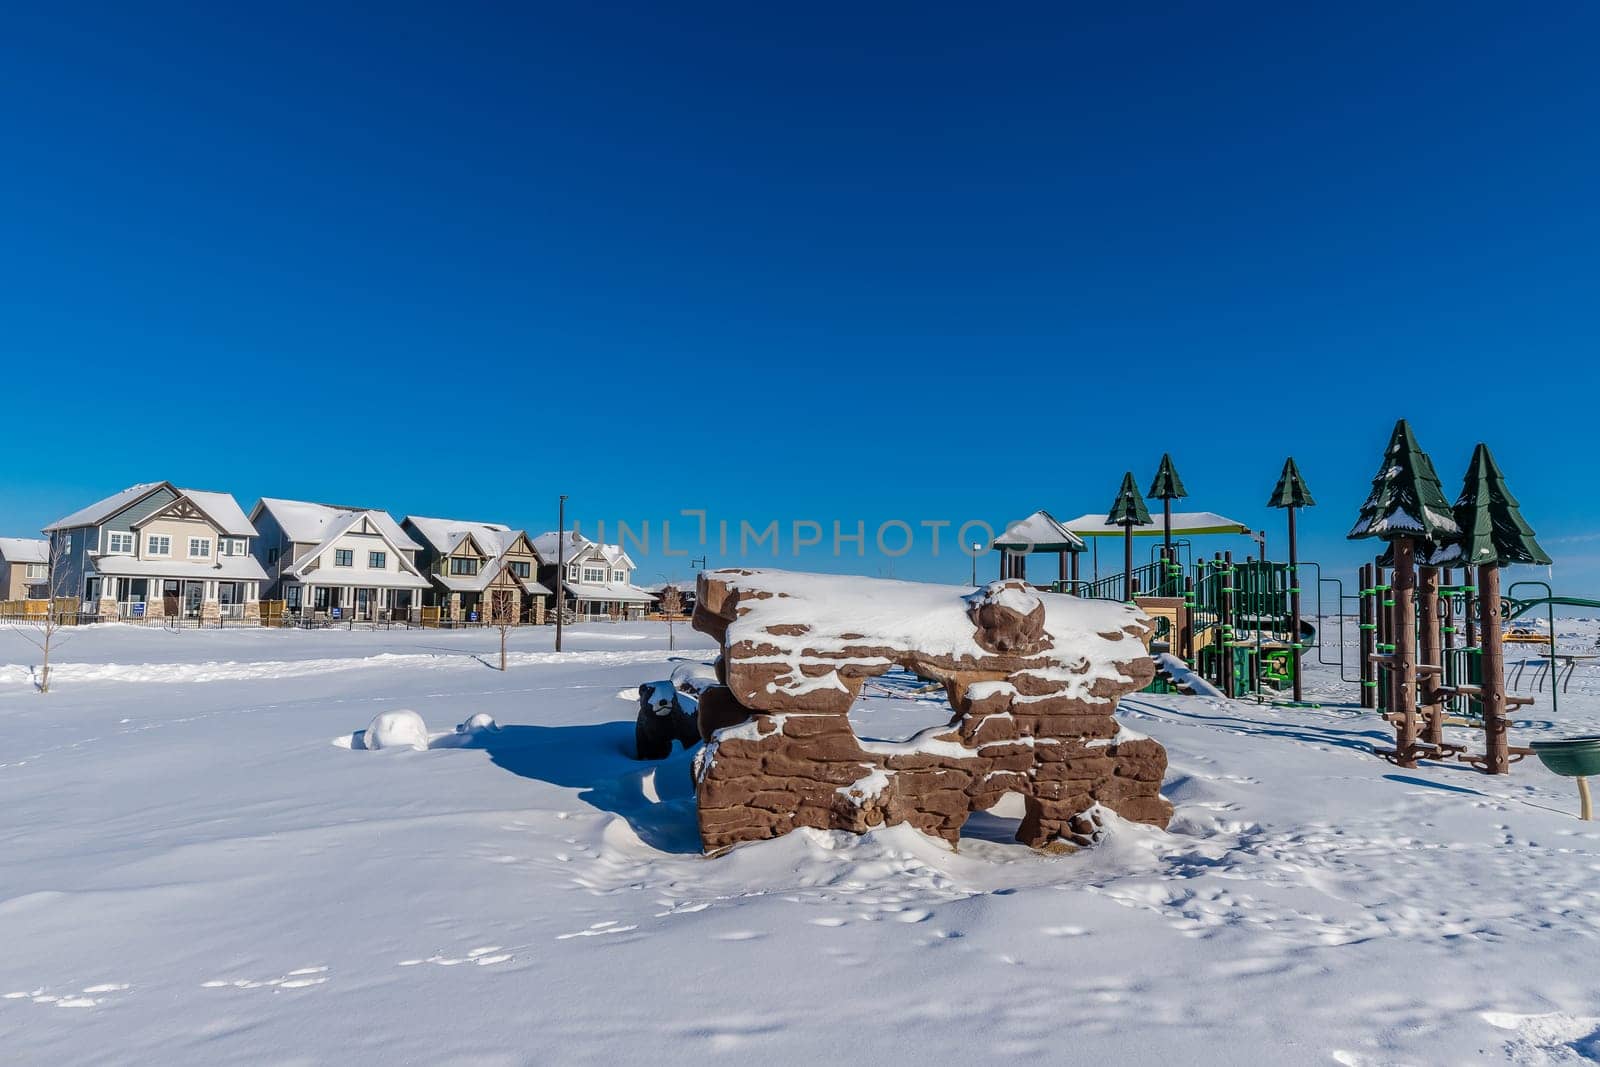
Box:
left=1062, top=511, right=1252, bottom=538
left=403, top=516, right=517, bottom=558
left=43, top=483, right=256, bottom=536
left=256, top=499, right=422, bottom=551
left=289, top=569, right=432, bottom=590
left=993, top=510, right=1086, bottom=552
left=93, top=555, right=269, bottom=581
left=559, top=581, right=654, bottom=604
left=0, top=537, right=49, bottom=564
left=530, top=530, right=589, bottom=564
left=531, top=531, right=634, bottom=570
left=44, top=483, right=165, bottom=532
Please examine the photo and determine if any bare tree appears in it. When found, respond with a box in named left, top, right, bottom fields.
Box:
left=490, top=588, right=517, bottom=671
left=5, top=537, right=76, bottom=693
left=659, top=583, right=683, bottom=651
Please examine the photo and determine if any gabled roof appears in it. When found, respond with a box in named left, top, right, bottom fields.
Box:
left=403, top=516, right=517, bottom=558
left=254, top=498, right=421, bottom=551
left=993, top=510, right=1086, bottom=553
left=180, top=490, right=257, bottom=537
left=43, top=482, right=257, bottom=537
left=0, top=537, right=49, bottom=564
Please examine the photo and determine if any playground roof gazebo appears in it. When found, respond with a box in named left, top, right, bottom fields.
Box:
left=991, top=510, right=1086, bottom=583
left=1061, top=511, right=1251, bottom=538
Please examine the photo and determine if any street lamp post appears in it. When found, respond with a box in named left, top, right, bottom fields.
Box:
left=555, top=494, right=568, bottom=653
left=971, top=543, right=980, bottom=587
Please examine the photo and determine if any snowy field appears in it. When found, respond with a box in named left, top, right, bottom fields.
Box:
left=5, top=616, right=1600, bottom=1065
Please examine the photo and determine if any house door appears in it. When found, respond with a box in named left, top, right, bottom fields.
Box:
left=355, top=587, right=372, bottom=620
left=491, top=590, right=513, bottom=624
left=163, top=580, right=181, bottom=617
left=183, top=581, right=204, bottom=618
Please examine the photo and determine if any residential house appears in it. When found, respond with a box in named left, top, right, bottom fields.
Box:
left=531, top=531, right=653, bottom=621
left=41, top=482, right=267, bottom=621
left=401, top=516, right=553, bottom=624
left=250, top=498, right=430, bottom=621
left=0, top=538, right=51, bottom=601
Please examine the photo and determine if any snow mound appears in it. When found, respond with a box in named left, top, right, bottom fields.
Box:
left=360, top=710, right=430, bottom=751
left=456, top=712, right=499, bottom=736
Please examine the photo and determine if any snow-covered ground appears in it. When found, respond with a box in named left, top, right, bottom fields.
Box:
left=5, top=617, right=1600, bottom=1064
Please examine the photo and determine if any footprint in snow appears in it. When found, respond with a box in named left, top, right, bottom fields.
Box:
left=399, top=947, right=513, bottom=967
left=202, top=966, right=328, bottom=991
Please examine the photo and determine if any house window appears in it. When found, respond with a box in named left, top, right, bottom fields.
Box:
left=188, top=537, right=211, bottom=558
left=107, top=532, right=135, bottom=554
left=449, top=557, right=479, bottom=576
left=611, top=570, right=627, bottom=584
left=26, top=563, right=48, bottom=579
left=583, top=566, right=606, bottom=584
left=335, top=549, right=354, bottom=567
left=369, top=551, right=387, bottom=569
left=267, top=547, right=280, bottom=566
left=567, top=565, right=579, bottom=581
left=509, top=561, right=531, bottom=578
left=145, top=535, right=171, bottom=557
left=220, top=538, right=244, bottom=556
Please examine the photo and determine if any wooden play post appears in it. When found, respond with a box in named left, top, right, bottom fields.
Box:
left=1390, top=537, right=1421, bottom=767
left=1418, top=564, right=1444, bottom=747
left=1478, top=562, right=1509, bottom=775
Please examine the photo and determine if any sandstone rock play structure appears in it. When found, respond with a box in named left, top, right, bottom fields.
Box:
left=683, top=569, right=1171, bottom=854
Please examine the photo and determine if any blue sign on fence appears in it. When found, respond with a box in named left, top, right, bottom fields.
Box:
left=132, top=602, right=146, bottom=617
left=469, top=611, right=479, bottom=622
left=331, top=607, right=342, bottom=619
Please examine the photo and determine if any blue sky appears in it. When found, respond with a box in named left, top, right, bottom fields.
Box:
left=3, top=3, right=1598, bottom=592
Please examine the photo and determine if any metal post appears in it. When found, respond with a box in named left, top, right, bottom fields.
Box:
left=1288, top=504, right=1303, bottom=704
left=555, top=494, right=568, bottom=653
left=1123, top=524, right=1134, bottom=604
left=1359, top=563, right=1374, bottom=708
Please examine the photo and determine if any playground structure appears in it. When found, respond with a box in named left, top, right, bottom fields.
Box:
left=1001, top=429, right=1592, bottom=787
left=1001, top=455, right=1324, bottom=706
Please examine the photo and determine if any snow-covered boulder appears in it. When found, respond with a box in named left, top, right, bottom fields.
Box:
left=689, top=569, right=1168, bottom=855
left=361, top=709, right=430, bottom=751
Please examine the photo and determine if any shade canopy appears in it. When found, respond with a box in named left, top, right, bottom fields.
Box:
left=992, top=510, right=1087, bottom=553
left=1063, top=511, right=1252, bottom=538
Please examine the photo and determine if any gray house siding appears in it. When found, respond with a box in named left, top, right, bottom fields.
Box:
left=100, top=486, right=177, bottom=542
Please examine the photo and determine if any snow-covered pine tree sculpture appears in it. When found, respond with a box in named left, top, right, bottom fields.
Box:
left=1107, top=471, right=1152, bottom=603
left=1267, top=457, right=1315, bottom=705
left=1447, top=443, right=1550, bottom=774
left=1348, top=419, right=1460, bottom=767
left=1147, top=453, right=1188, bottom=586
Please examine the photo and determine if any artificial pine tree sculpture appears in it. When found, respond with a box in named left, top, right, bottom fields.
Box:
left=1348, top=419, right=1461, bottom=767
left=1267, top=458, right=1315, bottom=705
left=1446, top=443, right=1550, bottom=774
left=1107, top=471, right=1152, bottom=603
left=1147, top=454, right=1188, bottom=588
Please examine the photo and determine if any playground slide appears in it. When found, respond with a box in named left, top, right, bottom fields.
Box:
left=1155, top=652, right=1226, bottom=700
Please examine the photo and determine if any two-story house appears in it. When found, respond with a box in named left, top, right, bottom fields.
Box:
left=250, top=498, right=431, bottom=621
left=531, top=530, right=653, bottom=621
left=41, top=482, right=267, bottom=622
left=400, top=516, right=553, bottom=625
left=0, top=538, right=51, bottom=602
